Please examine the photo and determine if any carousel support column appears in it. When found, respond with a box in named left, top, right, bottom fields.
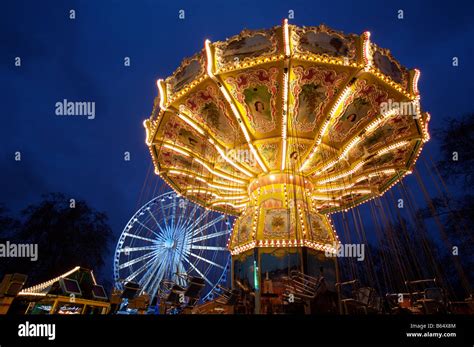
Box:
left=254, top=248, right=261, bottom=314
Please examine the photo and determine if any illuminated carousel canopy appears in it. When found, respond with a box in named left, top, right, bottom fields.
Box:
left=144, top=21, right=429, bottom=256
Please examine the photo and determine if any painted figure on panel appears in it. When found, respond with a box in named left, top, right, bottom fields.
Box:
left=373, top=51, right=403, bottom=84
left=333, top=97, right=371, bottom=139
left=300, top=31, right=349, bottom=57
left=244, top=86, right=273, bottom=123
left=296, top=83, right=327, bottom=125
left=223, top=34, right=272, bottom=63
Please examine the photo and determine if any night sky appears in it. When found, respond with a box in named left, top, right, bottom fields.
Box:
left=2, top=0, right=473, bottom=282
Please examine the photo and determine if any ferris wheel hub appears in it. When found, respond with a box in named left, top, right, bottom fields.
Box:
left=164, top=239, right=175, bottom=249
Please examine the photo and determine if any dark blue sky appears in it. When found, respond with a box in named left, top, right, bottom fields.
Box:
left=2, top=0, right=473, bottom=281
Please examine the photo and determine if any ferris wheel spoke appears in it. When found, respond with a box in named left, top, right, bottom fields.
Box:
left=176, top=210, right=191, bottom=232
left=183, top=257, right=214, bottom=287
left=176, top=243, right=189, bottom=257
left=182, top=203, right=199, bottom=228
left=133, top=218, right=163, bottom=239
left=173, top=214, right=186, bottom=233
left=124, top=252, right=162, bottom=282
left=190, top=245, right=228, bottom=251
left=140, top=255, right=165, bottom=291
left=135, top=219, right=161, bottom=236
left=186, top=209, right=211, bottom=232
left=174, top=248, right=189, bottom=274
left=191, top=229, right=231, bottom=243
left=176, top=261, right=187, bottom=287
left=188, top=202, right=199, bottom=218
left=147, top=209, right=162, bottom=228
left=159, top=199, right=170, bottom=231
left=170, top=197, right=177, bottom=229
left=146, top=261, right=169, bottom=298
left=155, top=233, right=168, bottom=244
left=118, top=245, right=159, bottom=253
left=125, top=268, right=147, bottom=283
left=190, top=214, right=226, bottom=237
left=177, top=234, right=190, bottom=248
left=161, top=228, right=172, bottom=242
left=119, top=249, right=161, bottom=269
left=153, top=225, right=165, bottom=242
left=190, top=252, right=225, bottom=270
left=123, top=232, right=158, bottom=243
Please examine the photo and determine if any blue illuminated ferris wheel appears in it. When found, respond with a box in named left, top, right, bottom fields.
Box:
left=113, top=191, right=231, bottom=303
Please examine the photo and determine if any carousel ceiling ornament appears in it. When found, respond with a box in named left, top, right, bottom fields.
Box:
left=144, top=20, right=430, bottom=256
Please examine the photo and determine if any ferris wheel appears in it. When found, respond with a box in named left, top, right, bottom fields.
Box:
left=113, top=191, right=231, bottom=303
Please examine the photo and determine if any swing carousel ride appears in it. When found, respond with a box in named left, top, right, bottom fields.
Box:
left=142, top=20, right=437, bottom=313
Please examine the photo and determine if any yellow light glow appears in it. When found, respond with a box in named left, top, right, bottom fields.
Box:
left=283, top=19, right=290, bottom=57
left=300, top=85, right=353, bottom=171
left=194, top=158, right=247, bottom=184
left=162, top=143, right=190, bottom=157
left=412, top=69, right=420, bottom=95
left=216, top=84, right=268, bottom=173
left=281, top=70, right=289, bottom=171
left=377, top=141, right=409, bottom=156
left=143, top=119, right=152, bottom=146
left=211, top=201, right=247, bottom=209
left=178, top=113, right=205, bottom=135
left=205, top=39, right=215, bottom=78
left=208, top=183, right=245, bottom=192
left=212, top=141, right=254, bottom=177
left=362, top=31, right=372, bottom=71
left=317, top=161, right=365, bottom=184
left=156, top=79, right=166, bottom=110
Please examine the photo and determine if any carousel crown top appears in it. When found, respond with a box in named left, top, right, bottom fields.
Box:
left=144, top=20, right=429, bottom=255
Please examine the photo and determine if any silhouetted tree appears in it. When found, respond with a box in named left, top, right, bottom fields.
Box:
left=415, top=114, right=474, bottom=297
left=0, top=205, right=19, bottom=240
left=0, top=193, right=113, bottom=287
left=435, top=114, right=474, bottom=188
